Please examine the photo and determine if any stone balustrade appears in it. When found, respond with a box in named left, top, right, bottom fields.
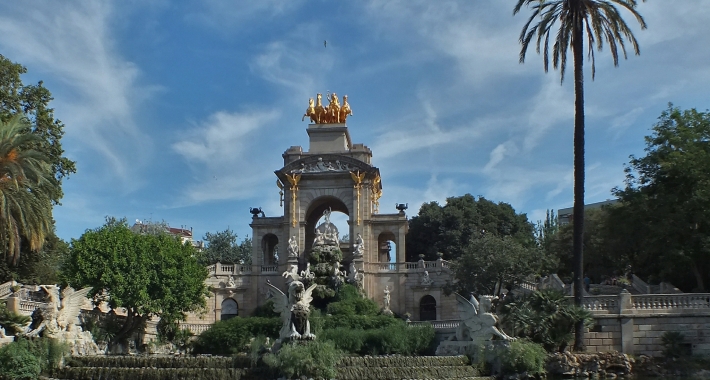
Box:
left=409, top=319, right=461, bottom=329
left=582, top=295, right=620, bottom=313
left=207, top=263, right=251, bottom=276
left=178, top=323, right=212, bottom=335
left=0, top=281, right=14, bottom=299
left=17, top=299, right=45, bottom=316
left=260, top=265, right=278, bottom=274
left=366, top=260, right=452, bottom=273
left=578, top=292, right=710, bottom=315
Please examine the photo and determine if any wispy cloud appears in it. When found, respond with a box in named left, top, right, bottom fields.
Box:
left=0, top=1, right=151, bottom=186
left=173, top=110, right=280, bottom=205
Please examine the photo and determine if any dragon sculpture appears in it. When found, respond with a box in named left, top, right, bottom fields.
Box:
left=26, top=285, right=92, bottom=338
left=267, top=273, right=318, bottom=344
left=449, top=293, right=515, bottom=344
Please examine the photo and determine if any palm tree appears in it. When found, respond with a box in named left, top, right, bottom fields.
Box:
left=514, top=0, right=646, bottom=350
left=0, top=115, right=57, bottom=265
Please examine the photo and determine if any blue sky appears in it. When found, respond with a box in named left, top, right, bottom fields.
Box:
left=0, top=1, right=708, bottom=243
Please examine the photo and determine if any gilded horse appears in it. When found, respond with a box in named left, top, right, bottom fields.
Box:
left=314, top=93, right=327, bottom=123
left=302, top=98, right=316, bottom=122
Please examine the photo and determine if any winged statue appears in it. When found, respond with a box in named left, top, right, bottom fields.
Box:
left=266, top=278, right=317, bottom=343
left=450, top=293, right=514, bottom=343
left=350, top=170, right=366, bottom=186
left=286, top=173, right=301, bottom=188
left=26, top=285, right=92, bottom=338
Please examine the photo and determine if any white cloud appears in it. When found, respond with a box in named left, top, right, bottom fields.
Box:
left=173, top=110, right=280, bottom=204
left=0, top=1, right=151, bottom=185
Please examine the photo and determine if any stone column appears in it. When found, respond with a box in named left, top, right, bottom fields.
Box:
left=619, top=290, right=634, bottom=354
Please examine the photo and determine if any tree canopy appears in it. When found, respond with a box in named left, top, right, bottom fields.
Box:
left=0, top=54, right=75, bottom=205
left=200, top=228, right=252, bottom=265
left=611, top=105, right=710, bottom=291
left=406, top=194, right=535, bottom=262
left=63, top=217, right=209, bottom=345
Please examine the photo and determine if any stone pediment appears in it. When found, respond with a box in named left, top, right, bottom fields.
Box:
left=278, top=155, right=377, bottom=176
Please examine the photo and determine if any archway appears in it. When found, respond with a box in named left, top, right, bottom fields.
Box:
left=261, top=234, right=278, bottom=265
left=377, top=232, right=397, bottom=263
left=221, top=298, right=238, bottom=320
left=305, top=196, right=350, bottom=253
left=419, top=295, right=437, bottom=321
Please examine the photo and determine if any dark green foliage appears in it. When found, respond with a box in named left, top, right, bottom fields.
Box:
left=63, top=217, right=209, bottom=344
left=322, top=314, right=401, bottom=330
left=192, top=317, right=280, bottom=355
left=263, top=340, right=341, bottom=380
left=0, top=342, right=41, bottom=380
left=406, top=194, right=536, bottom=261
left=661, top=331, right=690, bottom=358
left=251, top=299, right=279, bottom=318
left=612, top=105, right=710, bottom=292
left=65, top=355, right=253, bottom=369
left=453, top=234, right=555, bottom=296
left=493, top=340, right=547, bottom=375
left=0, top=302, right=30, bottom=336
left=307, top=245, right=343, bottom=301
left=0, top=337, right=68, bottom=379
left=199, top=229, right=252, bottom=266
left=321, top=323, right=435, bottom=356
left=499, top=290, right=593, bottom=352
left=325, top=284, right=379, bottom=316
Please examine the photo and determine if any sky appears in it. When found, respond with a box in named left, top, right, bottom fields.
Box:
left=0, top=1, right=708, bottom=244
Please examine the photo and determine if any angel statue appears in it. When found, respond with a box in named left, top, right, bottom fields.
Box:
left=449, top=293, right=514, bottom=343
left=282, top=265, right=301, bottom=284
left=266, top=279, right=318, bottom=345
left=26, top=285, right=92, bottom=338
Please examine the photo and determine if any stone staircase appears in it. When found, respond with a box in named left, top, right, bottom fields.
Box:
left=53, top=355, right=483, bottom=380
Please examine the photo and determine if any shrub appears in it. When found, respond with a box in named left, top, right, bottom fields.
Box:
left=495, top=340, right=547, bottom=375
left=263, top=340, right=341, bottom=380
left=192, top=317, right=280, bottom=355
left=0, top=341, right=41, bottom=380
left=251, top=299, right=279, bottom=318
left=322, top=314, right=401, bottom=330
left=325, top=284, right=379, bottom=316
left=0, top=337, right=68, bottom=379
left=0, top=303, right=30, bottom=336
left=661, top=331, right=689, bottom=358
left=320, top=322, right=435, bottom=356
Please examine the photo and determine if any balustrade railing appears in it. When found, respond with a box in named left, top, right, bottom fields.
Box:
left=581, top=296, right=619, bottom=313
left=408, top=320, right=461, bottom=329
left=378, top=263, right=397, bottom=271
left=261, top=265, right=278, bottom=274
left=18, top=300, right=44, bottom=315
left=631, top=294, right=710, bottom=311
left=0, top=281, right=14, bottom=298
left=179, top=323, right=212, bottom=334
left=207, top=263, right=252, bottom=275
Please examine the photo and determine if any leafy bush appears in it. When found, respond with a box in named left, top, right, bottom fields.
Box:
left=325, top=284, right=379, bottom=316
left=251, top=299, right=279, bottom=318
left=322, top=313, right=401, bottom=330
left=0, top=303, right=30, bottom=336
left=263, top=340, right=341, bottom=380
left=320, top=322, right=435, bottom=355
left=495, top=340, right=547, bottom=375
left=0, top=341, right=41, bottom=380
left=192, top=317, right=280, bottom=355
left=661, top=331, right=689, bottom=358
left=499, top=289, right=593, bottom=352
left=0, top=337, right=68, bottom=379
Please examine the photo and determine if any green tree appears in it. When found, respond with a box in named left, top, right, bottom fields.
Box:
left=514, top=0, right=646, bottom=350
left=0, top=54, right=76, bottom=205
left=200, top=228, right=252, bottom=265
left=63, top=217, right=209, bottom=346
left=0, top=115, right=59, bottom=266
left=453, top=234, right=555, bottom=296
left=612, top=105, right=710, bottom=291
left=406, top=194, right=536, bottom=262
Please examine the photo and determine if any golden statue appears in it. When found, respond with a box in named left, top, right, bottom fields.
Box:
left=314, top=93, right=326, bottom=124
left=303, top=92, right=352, bottom=124
left=302, top=98, right=316, bottom=123
left=326, top=92, right=341, bottom=123
left=340, top=95, right=353, bottom=122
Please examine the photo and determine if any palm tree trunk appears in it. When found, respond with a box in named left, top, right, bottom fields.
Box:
left=572, top=6, right=586, bottom=352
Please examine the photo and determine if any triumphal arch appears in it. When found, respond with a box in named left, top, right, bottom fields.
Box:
left=193, top=93, right=456, bottom=327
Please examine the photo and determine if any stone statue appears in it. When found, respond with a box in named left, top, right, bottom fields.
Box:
left=0, top=326, right=8, bottom=338
left=25, top=285, right=102, bottom=355
left=346, top=262, right=364, bottom=290
left=288, top=235, right=299, bottom=257
left=421, top=271, right=434, bottom=286
left=266, top=279, right=318, bottom=344
left=302, top=98, right=316, bottom=123
left=300, top=263, right=315, bottom=281
left=453, top=293, right=513, bottom=343
left=353, top=233, right=364, bottom=257
left=227, top=275, right=236, bottom=288
left=384, top=286, right=391, bottom=310
left=282, top=265, right=301, bottom=283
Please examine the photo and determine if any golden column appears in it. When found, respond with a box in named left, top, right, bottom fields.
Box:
left=350, top=171, right=365, bottom=225
left=286, top=173, right=301, bottom=227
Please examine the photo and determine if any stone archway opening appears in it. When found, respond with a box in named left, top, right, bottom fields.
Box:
left=261, top=234, right=278, bottom=265
left=221, top=298, right=238, bottom=320
left=377, top=232, right=397, bottom=263
left=419, top=295, right=437, bottom=321
left=305, top=196, right=349, bottom=253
